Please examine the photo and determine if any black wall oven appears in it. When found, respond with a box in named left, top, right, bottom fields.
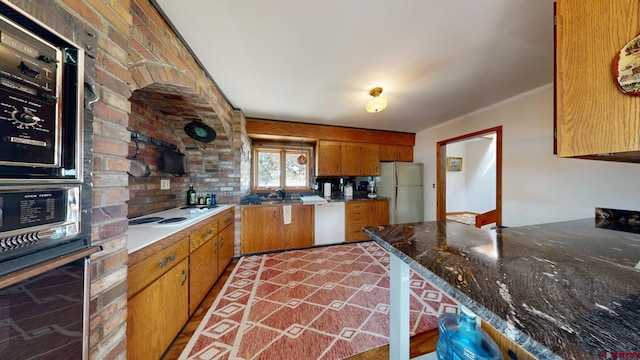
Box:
left=0, top=2, right=89, bottom=271
left=0, top=2, right=84, bottom=182
left=0, top=255, right=91, bottom=359
left=0, top=3, right=93, bottom=358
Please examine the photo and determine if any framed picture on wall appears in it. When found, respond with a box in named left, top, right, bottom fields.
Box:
left=446, top=157, right=462, bottom=171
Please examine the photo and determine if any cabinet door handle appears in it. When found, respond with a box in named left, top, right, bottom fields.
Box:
left=220, top=237, right=224, bottom=246
left=181, top=269, right=187, bottom=286
left=169, top=254, right=176, bottom=262
left=159, top=259, right=167, bottom=268
left=214, top=242, right=219, bottom=254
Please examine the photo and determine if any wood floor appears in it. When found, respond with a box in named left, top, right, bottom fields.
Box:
left=161, top=257, right=439, bottom=359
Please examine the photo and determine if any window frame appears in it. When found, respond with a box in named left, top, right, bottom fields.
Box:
left=251, top=143, right=312, bottom=192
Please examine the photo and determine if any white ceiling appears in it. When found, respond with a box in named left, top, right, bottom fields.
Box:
left=153, top=0, right=555, bottom=134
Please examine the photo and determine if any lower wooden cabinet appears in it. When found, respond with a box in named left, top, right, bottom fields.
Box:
left=217, top=214, right=235, bottom=278
left=189, top=208, right=235, bottom=315
left=127, top=207, right=236, bottom=359
left=189, top=237, right=218, bottom=315
left=241, top=203, right=314, bottom=254
left=241, top=205, right=279, bottom=254
left=128, top=257, right=189, bottom=360
left=345, top=200, right=389, bottom=242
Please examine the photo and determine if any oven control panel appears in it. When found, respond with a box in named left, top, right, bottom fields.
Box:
left=0, top=16, right=61, bottom=167
left=0, top=186, right=80, bottom=258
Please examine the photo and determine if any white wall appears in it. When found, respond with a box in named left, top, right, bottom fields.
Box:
left=445, top=142, right=467, bottom=212
left=446, top=138, right=496, bottom=215
left=415, top=84, right=640, bottom=227
left=464, top=138, right=496, bottom=213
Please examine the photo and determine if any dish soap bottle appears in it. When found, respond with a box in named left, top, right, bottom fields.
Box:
left=187, top=185, right=196, bottom=205
left=436, top=307, right=503, bottom=360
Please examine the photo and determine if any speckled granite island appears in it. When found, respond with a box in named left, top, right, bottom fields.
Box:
left=364, top=219, right=640, bottom=360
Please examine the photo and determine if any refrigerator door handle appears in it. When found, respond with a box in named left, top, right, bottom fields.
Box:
left=395, top=186, right=398, bottom=211
left=394, top=166, right=399, bottom=212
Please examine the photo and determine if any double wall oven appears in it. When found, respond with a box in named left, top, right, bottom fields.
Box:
left=0, top=2, right=95, bottom=359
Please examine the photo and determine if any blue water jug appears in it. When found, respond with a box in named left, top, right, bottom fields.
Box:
left=436, top=307, right=503, bottom=360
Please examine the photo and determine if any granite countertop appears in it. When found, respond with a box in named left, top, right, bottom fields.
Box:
left=364, top=219, right=640, bottom=360
left=242, top=193, right=389, bottom=206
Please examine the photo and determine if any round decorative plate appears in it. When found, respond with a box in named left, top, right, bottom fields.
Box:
left=184, top=120, right=217, bottom=143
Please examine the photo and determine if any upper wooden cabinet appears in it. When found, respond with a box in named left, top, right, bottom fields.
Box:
left=555, top=0, right=640, bottom=162
left=317, top=141, right=380, bottom=176
left=379, top=144, right=413, bottom=162
left=316, top=140, right=342, bottom=176
left=341, top=142, right=379, bottom=176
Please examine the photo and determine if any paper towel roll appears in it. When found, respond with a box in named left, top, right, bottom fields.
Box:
left=323, top=182, right=332, bottom=197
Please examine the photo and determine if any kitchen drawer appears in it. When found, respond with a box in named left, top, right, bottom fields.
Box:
left=346, top=202, right=367, bottom=212
left=219, top=208, right=234, bottom=230
left=128, top=237, right=189, bottom=298
left=190, top=219, right=219, bottom=252
left=346, top=201, right=369, bottom=224
left=346, top=224, right=368, bottom=242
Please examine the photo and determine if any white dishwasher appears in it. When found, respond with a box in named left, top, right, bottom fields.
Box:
left=314, top=202, right=345, bottom=245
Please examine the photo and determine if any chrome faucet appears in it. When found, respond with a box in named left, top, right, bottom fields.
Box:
left=275, top=188, right=286, bottom=200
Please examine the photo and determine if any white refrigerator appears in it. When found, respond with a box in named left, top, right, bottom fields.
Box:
left=377, top=162, right=424, bottom=224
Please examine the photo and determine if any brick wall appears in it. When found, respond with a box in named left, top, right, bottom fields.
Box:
left=4, top=0, right=249, bottom=359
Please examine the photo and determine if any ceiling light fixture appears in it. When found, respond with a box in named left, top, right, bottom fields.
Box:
left=365, top=87, right=387, bottom=113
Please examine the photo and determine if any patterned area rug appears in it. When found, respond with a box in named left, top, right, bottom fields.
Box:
left=179, top=242, right=457, bottom=360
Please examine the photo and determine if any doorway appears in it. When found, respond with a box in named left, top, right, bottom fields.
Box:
left=436, top=126, right=502, bottom=227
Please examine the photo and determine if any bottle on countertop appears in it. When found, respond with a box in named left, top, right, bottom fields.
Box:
left=205, top=193, right=212, bottom=205
left=187, top=185, right=196, bottom=205
left=436, top=306, right=503, bottom=360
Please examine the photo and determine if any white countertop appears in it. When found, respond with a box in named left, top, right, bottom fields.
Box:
left=126, top=204, right=234, bottom=254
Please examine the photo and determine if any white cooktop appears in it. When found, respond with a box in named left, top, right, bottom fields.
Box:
left=127, top=204, right=234, bottom=253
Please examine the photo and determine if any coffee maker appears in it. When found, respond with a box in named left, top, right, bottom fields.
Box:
left=367, top=180, right=377, bottom=198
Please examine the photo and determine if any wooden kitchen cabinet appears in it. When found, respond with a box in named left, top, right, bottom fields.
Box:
left=217, top=211, right=235, bottom=276
left=280, top=204, right=314, bottom=250
left=189, top=237, right=218, bottom=315
left=241, top=203, right=314, bottom=254
left=345, top=200, right=389, bottom=242
left=369, top=199, right=390, bottom=227
left=128, top=257, right=189, bottom=360
left=340, top=142, right=380, bottom=176
left=379, top=144, right=413, bottom=162
left=316, top=140, right=342, bottom=175
left=317, top=140, right=380, bottom=176
left=189, top=208, right=235, bottom=314
left=241, top=205, right=279, bottom=254
left=359, top=143, right=380, bottom=175
left=345, top=201, right=369, bottom=242
left=127, top=206, right=236, bottom=358
left=555, top=0, right=640, bottom=161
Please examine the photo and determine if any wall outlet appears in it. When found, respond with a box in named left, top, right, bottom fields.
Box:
left=160, top=179, right=170, bottom=190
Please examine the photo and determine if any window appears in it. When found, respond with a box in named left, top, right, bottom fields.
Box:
left=252, top=145, right=311, bottom=191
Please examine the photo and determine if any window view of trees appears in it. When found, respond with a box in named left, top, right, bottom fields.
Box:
left=257, top=150, right=280, bottom=187
left=254, top=146, right=310, bottom=190
left=285, top=152, right=306, bottom=187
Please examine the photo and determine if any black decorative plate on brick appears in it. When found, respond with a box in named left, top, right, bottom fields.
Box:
left=128, top=217, right=164, bottom=225
left=184, top=120, right=216, bottom=143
